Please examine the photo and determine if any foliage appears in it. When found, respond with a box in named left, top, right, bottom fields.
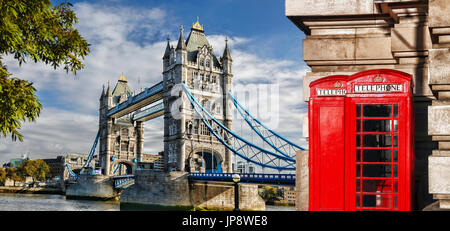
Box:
left=259, top=185, right=279, bottom=202
left=17, top=159, right=51, bottom=182
left=0, top=0, right=90, bottom=141
left=6, top=167, right=22, bottom=183
left=0, top=167, right=6, bottom=185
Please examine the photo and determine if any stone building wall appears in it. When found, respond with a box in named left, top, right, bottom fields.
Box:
left=286, top=0, right=450, bottom=210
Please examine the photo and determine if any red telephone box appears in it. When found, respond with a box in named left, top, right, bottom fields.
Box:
left=308, top=69, right=414, bottom=211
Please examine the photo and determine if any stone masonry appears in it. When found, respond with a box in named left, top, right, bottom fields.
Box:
left=162, top=18, right=233, bottom=173
left=286, top=0, right=450, bottom=210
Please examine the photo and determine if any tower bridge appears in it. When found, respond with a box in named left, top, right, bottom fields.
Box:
left=66, top=18, right=304, bottom=209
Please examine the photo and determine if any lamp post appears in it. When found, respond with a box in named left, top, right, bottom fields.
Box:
left=232, top=173, right=240, bottom=211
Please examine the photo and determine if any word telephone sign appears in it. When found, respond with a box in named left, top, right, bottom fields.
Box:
left=308, top=69, right=414, bottom=211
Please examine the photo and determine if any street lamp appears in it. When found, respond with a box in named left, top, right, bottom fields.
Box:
left=232, top=173, right=240, bottom=211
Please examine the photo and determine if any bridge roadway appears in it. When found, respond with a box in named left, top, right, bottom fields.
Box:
left=110, top=172, right=295, bottom=188
left=188, top=172, right=295, bottom=186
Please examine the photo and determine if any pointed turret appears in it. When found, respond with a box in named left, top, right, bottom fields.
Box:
left=163, top=35, right=171, bottom=59
left=222, top=37, right=232, bottom=61
left=106, top=81, right=111, bottom=97
left=176, top=26, right=186, bottom=51
left=100, top=84, right=105, bottom=99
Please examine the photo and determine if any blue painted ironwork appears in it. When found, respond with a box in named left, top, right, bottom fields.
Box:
left=229, top=92, right=305, bottom=160
left=65, top=164, right=78, bottom=181
left=188, top=172, right=295, bottom=185
left=107, top=81, right=163, bottom=117
left=114, top=176, right=135, bottom=188
left=182, top=83, right=296, bottom=171
left=132, top=102, right=164, bottom=121
left=80, top=130, right=100, bottom=175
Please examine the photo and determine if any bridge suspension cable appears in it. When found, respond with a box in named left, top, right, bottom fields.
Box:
left=229, top=92, right=305, bottom=161
left=182, top=83, right=296, bottom=171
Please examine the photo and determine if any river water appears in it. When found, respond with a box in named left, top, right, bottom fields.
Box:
left=0, top=193, right=295, bottom=211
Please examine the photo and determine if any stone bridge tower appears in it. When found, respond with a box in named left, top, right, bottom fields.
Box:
left=162, top=17, right=233, bottom=173
left=99, top=74, right=144, bottom=176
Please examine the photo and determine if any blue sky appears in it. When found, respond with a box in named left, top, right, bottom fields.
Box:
left=0, top=0, right=309, bottom=164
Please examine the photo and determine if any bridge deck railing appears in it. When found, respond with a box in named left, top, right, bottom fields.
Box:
left=188, top=172, right=296, bottom=185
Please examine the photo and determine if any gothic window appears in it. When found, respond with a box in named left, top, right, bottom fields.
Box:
left=206, top=75, right=210, bottom=82
left=200, top=59, right=204, bottom=66
left=193, top=120, right=199, bottom=134
left=206, top=59, right=210, bottom=67
left=212, top=76, right=216, bottom=83
left=121, top=128, right=128, bottom=137
left=200, top=121, right=211, bottom=136
left=121, top=141, right=129, bottom=152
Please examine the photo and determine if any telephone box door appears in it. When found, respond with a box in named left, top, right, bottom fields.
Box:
left=346, top=97, right=410, bottom=211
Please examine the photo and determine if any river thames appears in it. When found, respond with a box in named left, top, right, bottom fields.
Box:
left=0, top=193, right=295, bottom=211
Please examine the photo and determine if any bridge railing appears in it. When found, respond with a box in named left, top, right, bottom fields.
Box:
left=188, top=172, right=296, bottom=185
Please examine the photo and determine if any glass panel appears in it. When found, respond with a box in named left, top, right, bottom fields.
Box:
left=363, top=105, right=392, bottom=117
left=393, top=150, right=398, bottom=162
left=362, top=179, right=398, bottom=193
left=393, top=165, right=398, bottom=177
left=394, top=105, right=398, bottom=117
left=362, top=134, right=392, bottom=147
left=356, top=135, right=361, bottom=147
left=362, top=164, right=391, bottom=177
left=361, top=194, right=378, bottom=207
left=393, top=135, right=398, bottom=147
left=356, top=104, right=361, bottom=117
left=393, top=120, right=398, bottom=132
left=362, top=119, right=392, bottom=132
left=356, top=179, right=361, bottom=192
left=356, top=149, right=361, bottom=162
left=357, top=119, right=361, bottom=132
left=362, top=149, right=392, bottom=162
left=356, top=164, right=361, bottom=177
left=356, top=194, right=361, bottom=207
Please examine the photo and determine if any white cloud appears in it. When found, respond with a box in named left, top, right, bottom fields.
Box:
left=0, top=2, right=309, bottom=167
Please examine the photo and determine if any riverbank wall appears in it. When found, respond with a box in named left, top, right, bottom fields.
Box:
left=0, top=186, right=64, bottom=195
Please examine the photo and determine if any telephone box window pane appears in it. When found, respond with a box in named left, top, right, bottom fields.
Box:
left=393, top=135, right=398, bottom=147
left=357, top=119, right=361, bottom=132
left=357, top=104, right=361, bottom=117
left=393, top=150, right=398, bottom=162
left=362, top=164, right=391, bottom=177
left=362, top=119, right=392, bottom=132
left=393, top=120, right=398, bottom=132
left=362, top=134, right=392, bottom=147
left=361, top=195, right=378, bottom=207
left=363, top=149, right=392, bottom=162
left=394, top=105, right=398, bottom=117
left=356, top=135, right=361, bottom=147
left=356, top=195, right=361, bottom=207
left=393, top=165, right=398, bottom=177
left=362, top=179, right=397, bottom=193
left=363, top=105, right=392, bottom=117
left=356, top=179, right=361, bottom=192
left=356, top=149, right=361, bottom=162
left=356, top=164, right=361, bottom=177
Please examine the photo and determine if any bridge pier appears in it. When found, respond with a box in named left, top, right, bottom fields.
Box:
left=120, top=171, right=265, bottom=210
left=65, top=175, right=119, bottom=200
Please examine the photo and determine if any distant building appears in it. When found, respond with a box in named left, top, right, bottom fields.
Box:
left=2, top=156, right=29, bottom=169
left=43, top=156, right=65, bottom=180
left=277, top=185, right=296, bottom=205
left=137, top=152, right=164, bottom=171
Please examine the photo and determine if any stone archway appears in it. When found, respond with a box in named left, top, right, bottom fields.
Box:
left=190, top=147, right=223, bottom=173
left=110, top=160, right=135, bottom=176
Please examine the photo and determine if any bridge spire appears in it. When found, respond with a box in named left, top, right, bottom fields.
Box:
left=176, top=25, right=186, bottom=51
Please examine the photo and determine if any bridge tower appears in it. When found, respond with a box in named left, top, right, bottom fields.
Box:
left=99, top=74, right=143, bottom=176
left=163, top=17, right=233, bottom=173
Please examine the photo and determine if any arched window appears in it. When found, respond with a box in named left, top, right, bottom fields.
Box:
left=206, top=59, right=210, bottom=67
left=200, top=59, right=204, bottom=66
